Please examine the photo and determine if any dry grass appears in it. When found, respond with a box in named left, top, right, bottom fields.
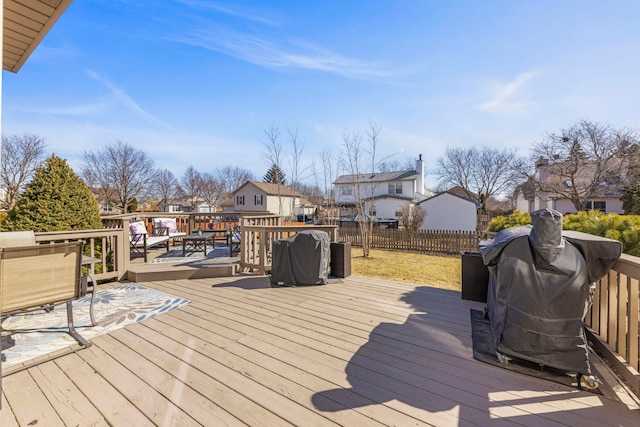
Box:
left=350, top=248, right=462, bottom=291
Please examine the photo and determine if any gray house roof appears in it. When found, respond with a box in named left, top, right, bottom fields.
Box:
left=333, top=170, right=418, bottom=184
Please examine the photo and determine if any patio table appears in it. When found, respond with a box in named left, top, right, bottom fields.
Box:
left=182, top=229, right=229, bottom=256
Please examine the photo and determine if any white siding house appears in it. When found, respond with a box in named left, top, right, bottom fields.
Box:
left=418, top=192, right=478, bottom=232
left=333, top=155, right=434, bottom=221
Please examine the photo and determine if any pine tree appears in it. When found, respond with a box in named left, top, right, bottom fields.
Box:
left=263, top=163, right=286, bottom=184
left=3, top=154, right=103, bottom=232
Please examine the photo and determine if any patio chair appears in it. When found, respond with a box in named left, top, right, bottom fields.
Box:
left=130, top=220, right=170, bottom=262
left=0, top=241, right=88, bottom=347
left=152, top=217, right=187, bottom=245
left=230, top=225, right=241, bottom=256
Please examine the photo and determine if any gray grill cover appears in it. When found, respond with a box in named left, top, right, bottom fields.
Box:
left=271, top=230, right=329, bottom=286
left=479, top=208, right=621, bottom=374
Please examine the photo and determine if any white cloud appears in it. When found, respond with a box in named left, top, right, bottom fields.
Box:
left=86, top=70, right=174, bottom=129
left=175, top=0, right=279, bottom=26
left=477, top=71, right=541, bottom=114
left=172, top=25, right=389, bottom=78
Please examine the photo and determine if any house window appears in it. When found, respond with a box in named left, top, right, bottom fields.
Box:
left=236, top=195, right=245, bottom=206
left=395, top=208, right=403, bottom=217
left=100, top=204, right=113, bottom=212
left=388, top=182, right=402, bottom=195
left=255, top=195, right=263, bottom=205
left=584, top=201, right=606, bottom=212
left=169, top=204, right=182, bottom=213
left=341, top=185, right=353, bottom=196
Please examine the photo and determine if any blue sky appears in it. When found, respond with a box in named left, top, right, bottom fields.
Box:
left=3, top=0, right=640, bottom=190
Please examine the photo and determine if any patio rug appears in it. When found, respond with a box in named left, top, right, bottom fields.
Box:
left=151, top=242, right=234, bottom=264
left=470, top=308, right=601, bottom=394
left=1, top=283, right=191, bottom=374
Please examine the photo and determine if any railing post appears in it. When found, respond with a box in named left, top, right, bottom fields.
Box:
left=259, top=229, right=267, bottom=274
left=120, top=219, right=131, bottom=280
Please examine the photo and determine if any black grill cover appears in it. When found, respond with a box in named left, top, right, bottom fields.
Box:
left=271, top=230, right=329, bottom=286
left=479, top=208, right=621, bottom=374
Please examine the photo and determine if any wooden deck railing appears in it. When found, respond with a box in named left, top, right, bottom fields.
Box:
left=240, top=225, right=338, bottom=274
left=28, top=215, right=640, bottom=397
left=34, top=228, right=126, bottom=282
left=585, top=253, right=640, bottom=397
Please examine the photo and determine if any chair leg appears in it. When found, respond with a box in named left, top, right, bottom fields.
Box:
left=66, top=301, right=90, bottom=347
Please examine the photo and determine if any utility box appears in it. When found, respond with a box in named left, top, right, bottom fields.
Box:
left=330, top=242, right=351, bottom=278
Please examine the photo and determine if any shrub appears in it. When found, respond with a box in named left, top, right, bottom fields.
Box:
left=2, top=154, right=103, bottom=232
left=487, top=210, right=531, bottom=232
left=489, top=209, right=640, bottom=255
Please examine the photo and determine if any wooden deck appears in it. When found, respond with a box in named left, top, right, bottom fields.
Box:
left=2, top=274, right=639, bottom=426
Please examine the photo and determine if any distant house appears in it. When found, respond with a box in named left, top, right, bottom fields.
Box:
left=333, top=155, right=434, bottom=221
left=513, top=157, right=625, bottom=214
left=162, top=198, right=216, bottom=213
left=418, top=191, right=478, bottom=232
left=232, top=181, right=309, bottom=218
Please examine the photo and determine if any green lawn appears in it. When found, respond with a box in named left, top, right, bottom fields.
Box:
left=350, top=248, right=462, bottom=291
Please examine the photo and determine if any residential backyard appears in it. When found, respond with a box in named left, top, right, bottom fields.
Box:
left=351, top=249, right=462, bottom=291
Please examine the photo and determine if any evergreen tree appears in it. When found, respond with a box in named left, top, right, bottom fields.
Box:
left=3, top=154, right=103, bottom=232
left=263, top=163, right=286, bottom=184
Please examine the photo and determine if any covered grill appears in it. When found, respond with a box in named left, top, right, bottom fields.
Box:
left=479, top=208, right=621, bottom=377
left=270, top=230, right=330, bottom=287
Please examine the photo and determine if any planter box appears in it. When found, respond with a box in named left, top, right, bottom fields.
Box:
left=330, top=242, right=351, bottom=278
left=461, top=252, right=489, bottom=302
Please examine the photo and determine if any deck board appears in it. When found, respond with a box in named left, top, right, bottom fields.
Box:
left=2, top=274, right=638, bottom=426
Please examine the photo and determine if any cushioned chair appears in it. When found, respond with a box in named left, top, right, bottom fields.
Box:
left=130, top=220, right=170, bottom=262
left=153, top=217, right=187, bottom=245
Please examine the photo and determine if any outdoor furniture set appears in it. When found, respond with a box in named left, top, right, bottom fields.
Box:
left=130, top=218, right=240, bottom=260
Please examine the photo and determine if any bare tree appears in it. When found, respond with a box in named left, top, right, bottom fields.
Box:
left=377, top=157, right=415, bottom=173
left=399, top=204, right=426, bottom=231
left=153, top=169, right=182, bottom=212
left=341, top=120, right=382, bottom=257
left=263, top=125, right=287, bottom=216
left=180, top=166, right=202, bottom=211
left=320, top=148, right=340, bottom=201
left=528, top=120, right=637, bottom=212
left=81, top=140, right=156, bottom=213
left=199, top=172, right=224, bottom=212
left=215, top=165, right=254, bottom=196
left=1, top=133, right=47, bottom=210
left=436, top=146, right=524, bottom=213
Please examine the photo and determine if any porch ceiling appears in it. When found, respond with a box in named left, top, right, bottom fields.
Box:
left=3, top=0, right=72, bottom=73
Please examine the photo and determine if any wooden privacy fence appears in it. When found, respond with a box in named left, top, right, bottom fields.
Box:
left=338, top=228, right=482, bottom=254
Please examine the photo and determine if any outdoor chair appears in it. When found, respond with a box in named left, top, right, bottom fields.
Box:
left=130, top=220, right=170, bottom=262
left=152, top=217, right=187, bottom=245
left=230, top=225, right=241, bottom=256
left=1, top=241, right=88, bottom=347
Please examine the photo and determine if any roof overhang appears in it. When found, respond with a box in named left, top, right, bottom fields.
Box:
left=3, top=0, right=73, bottom=73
